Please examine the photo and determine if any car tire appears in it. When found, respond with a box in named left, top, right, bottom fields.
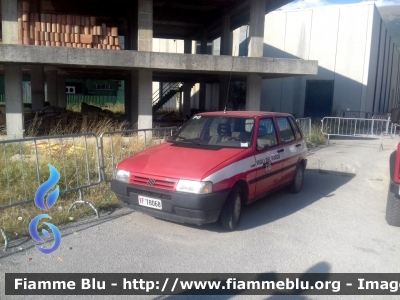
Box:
left=288, top=164, right=304, bottom=194
left=220, top=185, right=243, bottom=231
left=386, top=184, right=400, bottom=227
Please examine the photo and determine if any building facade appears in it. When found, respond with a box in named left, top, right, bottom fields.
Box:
left=260, top=3, right=400, bottom=118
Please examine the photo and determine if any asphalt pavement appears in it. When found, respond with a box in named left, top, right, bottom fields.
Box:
left=1, top=136, right=400, bottom=300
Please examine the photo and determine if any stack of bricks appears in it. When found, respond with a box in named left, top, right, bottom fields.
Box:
left=17, top=1, right=121, bottom=50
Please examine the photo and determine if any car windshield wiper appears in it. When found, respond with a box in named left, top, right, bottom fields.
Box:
left=170, top=135, right=201, bottom=145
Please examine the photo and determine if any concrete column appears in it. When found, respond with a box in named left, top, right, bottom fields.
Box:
left=184, top=39, right=192, bottom=55
left=219, top=14, right=231, bottom=111
left=219, top=76, right=229, bottom=111
left=46, top=70, right=58, bottom=107
left=137, top=70, right=153, bottom=129
left=201, top=31, right=208, bottom=55
left=57, top=75, right=67, bottom=110
left=246, top=74, right=262, bottom=111
left=4, top=65, right=24, bottom=139
left=199, top=33, right=207, bottom=111
left=199, top=81, right=206, bottom=111
left=138, top=0, right=153, bottom=52
left=1, top=0, right=19, bottom=44
left=31, top=66, right=45, bottom=112
left=248, top=0, right=266, bottom=58
left=245, top=0, right=266, bottom=111
left=182, top=40, right=193, bottom=116
left=125, top=73, right=134, bottom=123
left=183, top=83, right=192, bottom=119
left=126, top=70, right=152, bottom=129
left=220, top=13, right=231, bottom=56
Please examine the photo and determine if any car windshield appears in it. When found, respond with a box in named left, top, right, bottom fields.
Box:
left=168, top=115, right=255, bottom=148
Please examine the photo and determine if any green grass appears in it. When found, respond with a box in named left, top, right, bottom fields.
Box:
left=0, top=116, right=142, bottom=245
left=306, top=125, right=327, bottom=148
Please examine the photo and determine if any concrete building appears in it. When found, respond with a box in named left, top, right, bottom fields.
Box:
left=257, top=3, right=400, bottom=118
left=0, top=0, right=317, bottom=139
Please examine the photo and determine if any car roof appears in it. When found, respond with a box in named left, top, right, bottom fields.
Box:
left=196, top=111, right=293, bottom=118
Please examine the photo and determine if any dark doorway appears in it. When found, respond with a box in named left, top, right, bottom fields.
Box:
left=304, top=80, right=334, bottom=118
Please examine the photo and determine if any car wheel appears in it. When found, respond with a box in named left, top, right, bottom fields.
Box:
left=288, top=164, right=304, bottom=194
left=386, top=184, right=400, bottom=226
left=220, top=185, right=243, bottom=231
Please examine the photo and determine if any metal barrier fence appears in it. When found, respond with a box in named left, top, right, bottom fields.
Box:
left=341, top=111, right=372, bottom=119
left=0, top=133, right=103, bottom=251
left=0, top=127, right=179, bottom=251
left=296, top=118, right=312, bottom=137
left=67, top=95, right=123, bottom=106
left=372, top=113, right=391, bottom=120
left=99, top=127, right=179, bottom=182
left=321, top=117, right=392, bottom=143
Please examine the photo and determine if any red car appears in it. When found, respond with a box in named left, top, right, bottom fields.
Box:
left=111, top=111, right=307, bottom=230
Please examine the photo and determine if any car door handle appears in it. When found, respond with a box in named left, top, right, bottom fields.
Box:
left=296, top=144, right=302, bottom=148
left=277, top=149, right=284, bottom=153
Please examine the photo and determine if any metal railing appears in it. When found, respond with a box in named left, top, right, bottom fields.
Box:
left=341, top=111, right=372, bottom=119
left=0, top=127, right=180, bottom=251
left=321, top=117, right=392, bottom=143
left=0, top=133, right=104, bottom=251
left=152, top=82, right=182, bottom=107
left=296, top=118, right=312, bottom=138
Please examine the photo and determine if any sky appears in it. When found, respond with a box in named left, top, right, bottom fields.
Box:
left=280, top=0, right=400, bottom=10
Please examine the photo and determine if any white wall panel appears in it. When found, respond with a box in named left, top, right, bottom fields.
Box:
left=308, top=7, right=339, bottom=79
left=284, top=10, right=312, bottom=60
left=333, top=5, right=370, bottom=114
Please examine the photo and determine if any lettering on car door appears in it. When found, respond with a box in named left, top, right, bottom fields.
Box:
left=253, top=118, right=284, bottom=197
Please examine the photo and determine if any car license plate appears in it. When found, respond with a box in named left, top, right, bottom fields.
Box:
left=138, top=195, right=162, bottom=210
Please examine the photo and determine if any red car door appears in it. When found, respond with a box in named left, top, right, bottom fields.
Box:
left=275, top=117, right=302, bottom=184
left=253, top=118, right=284, bottom=198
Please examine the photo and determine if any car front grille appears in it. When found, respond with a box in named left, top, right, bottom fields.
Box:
left=130, top=175, right=176, bottom=191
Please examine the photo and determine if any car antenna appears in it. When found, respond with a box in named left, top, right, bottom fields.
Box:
left=224, top=46, right=236, bottom=114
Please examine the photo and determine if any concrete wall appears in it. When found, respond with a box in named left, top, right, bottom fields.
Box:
left=261, top=3, right=400, bottom=117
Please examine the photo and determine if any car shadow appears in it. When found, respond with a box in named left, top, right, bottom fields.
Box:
left=194, top=169, right=356, bottom=233
left=0, top=208, right=133, bottom=259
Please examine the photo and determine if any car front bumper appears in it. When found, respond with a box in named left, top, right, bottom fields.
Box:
left=111, top=180, right=229, bottom=225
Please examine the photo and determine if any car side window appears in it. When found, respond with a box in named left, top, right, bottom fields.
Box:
left=276, top=117, right=296, bottom=144
left=288, top=117, right=302, bottom=140
left=257, top=118, right=278, bottom=151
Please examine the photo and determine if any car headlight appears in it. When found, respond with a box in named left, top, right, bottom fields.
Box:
left=115, top=170, right=130, bottom=183
left=176, top=180, right=213, bottom=194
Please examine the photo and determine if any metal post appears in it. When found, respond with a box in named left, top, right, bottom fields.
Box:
left=68, top=188, right=99, bottom=218
left=0, top=227, right=8, bottom=251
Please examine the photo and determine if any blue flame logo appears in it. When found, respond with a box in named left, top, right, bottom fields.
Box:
left=29, top=164, right=62, bottom=254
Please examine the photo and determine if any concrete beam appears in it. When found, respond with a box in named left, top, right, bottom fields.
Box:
left=30, top=66, right=45, bottom=112
left=1, top=0, right=19, bottom=44
left=0, top=45, right=318, bottom=77
left=4, top=64, right=23, bottom=139
left=46, top=70, right=58, bottom=107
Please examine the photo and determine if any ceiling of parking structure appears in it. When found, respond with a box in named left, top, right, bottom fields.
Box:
left=47, top=0, right=292, bottom=40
